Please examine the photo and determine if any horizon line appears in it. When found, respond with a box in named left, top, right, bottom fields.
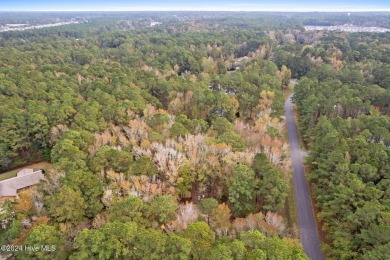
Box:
left=1, top=9, right=390, bottom=12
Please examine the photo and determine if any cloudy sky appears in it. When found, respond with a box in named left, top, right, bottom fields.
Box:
left=1, top=0, right=389, bottom=11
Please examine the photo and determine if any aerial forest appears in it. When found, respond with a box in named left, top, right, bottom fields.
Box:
left=0, top=12, right=389, bottom=259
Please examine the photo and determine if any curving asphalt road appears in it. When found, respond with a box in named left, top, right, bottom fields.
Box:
left=285, top=94, right=323, bottom=260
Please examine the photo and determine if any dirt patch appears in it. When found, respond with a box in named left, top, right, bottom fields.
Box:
left=1, top=161, right=52, bottom=173
left=23, top=161, right=52, bottom=171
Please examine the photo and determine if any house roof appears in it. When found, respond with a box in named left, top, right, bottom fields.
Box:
left=0, top=169, right=44, bottom=197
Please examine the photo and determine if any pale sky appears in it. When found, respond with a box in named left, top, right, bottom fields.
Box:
left=1, top=0, right=390, bottom=12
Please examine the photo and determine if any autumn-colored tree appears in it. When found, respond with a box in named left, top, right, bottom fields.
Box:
left=279, top=65, right=292, bottom=87
left=256, top=90, right=275, bottom=117
left=14, top=189, right=34, bottom=216
left=174, top=202, right=199, bottom=230
left=210, top=203, right=232, bottom=237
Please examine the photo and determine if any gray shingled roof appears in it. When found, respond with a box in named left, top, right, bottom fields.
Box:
left=0, top=169, right=44, bottom=197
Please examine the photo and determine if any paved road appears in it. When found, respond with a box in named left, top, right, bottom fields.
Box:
left=285, top=94, right=323, bottom=260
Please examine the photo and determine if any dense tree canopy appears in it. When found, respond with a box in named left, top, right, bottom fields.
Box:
left=1, top=11, right=389, bottom=259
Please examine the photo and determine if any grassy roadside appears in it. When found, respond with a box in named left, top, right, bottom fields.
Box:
left=293, top=109, right=309, bottom=152
left=285, top=175, right=299, bottom=232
